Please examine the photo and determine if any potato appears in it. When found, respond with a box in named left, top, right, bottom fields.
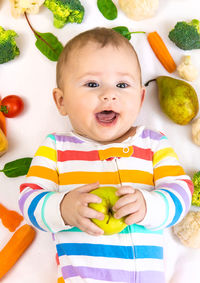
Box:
left=0, top=128, right=8, bottom=157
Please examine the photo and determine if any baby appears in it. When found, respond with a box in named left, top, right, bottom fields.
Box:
left=19, top=28, right=193, bottom=283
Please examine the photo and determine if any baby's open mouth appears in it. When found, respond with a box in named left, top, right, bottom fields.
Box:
left=95, top=110, right=119, bottom=126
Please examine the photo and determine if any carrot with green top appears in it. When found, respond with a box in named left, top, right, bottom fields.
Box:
left=147, top=31, right=177, bottom=73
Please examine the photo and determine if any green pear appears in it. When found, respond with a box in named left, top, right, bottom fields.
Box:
left=89, top=187, right=127, bottom=235
left=146, top=76, right=199, bottom=125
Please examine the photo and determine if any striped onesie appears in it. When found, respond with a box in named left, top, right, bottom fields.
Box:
left=19, top=126, right=193, bottom=283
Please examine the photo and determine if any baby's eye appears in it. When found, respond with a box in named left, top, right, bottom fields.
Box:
left=85, top=82, right=99, bottom=88
left=116, top=82, right=129, bottom=88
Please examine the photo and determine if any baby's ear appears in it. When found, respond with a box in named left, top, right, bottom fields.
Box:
left=140, top=86, right=146, bottom=106
left=53, top=88, right=67, bottom=116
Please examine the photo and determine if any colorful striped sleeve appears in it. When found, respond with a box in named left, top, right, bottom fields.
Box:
left=19, top=134, right=71, bottom=233
left=138, top=133, right=193, bottom=230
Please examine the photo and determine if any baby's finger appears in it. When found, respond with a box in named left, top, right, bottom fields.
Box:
left=81, top=192, right=102, bottom=206
left=125, top=210, right=145, bottom=225
left=77, top=182, right=100, bottom=193
left=80, top=218, right=104, bottom=236
left=79, top=206, right=105, bottom=221
left=114, top=202, right=140, bottom=219
left=113, top=194, right=137, bottom=212
left=116, top=186, right=135, bottom=196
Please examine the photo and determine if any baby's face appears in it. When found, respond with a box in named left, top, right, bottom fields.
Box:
left=54, top=42, right=145, bottom=143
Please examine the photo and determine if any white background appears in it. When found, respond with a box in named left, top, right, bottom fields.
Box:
left=0, top=0, right=200, bottom=282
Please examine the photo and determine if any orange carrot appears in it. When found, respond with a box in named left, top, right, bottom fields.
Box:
left=0, top=204, right=23, bottom=232
left=0, top=224, right=36, bottom=279
left=0, top=100, right=6, bottom=136
left=147, top=31, right=176, bottom=73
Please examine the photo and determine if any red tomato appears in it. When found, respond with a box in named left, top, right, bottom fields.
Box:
left=0, top=95, right=24, bottom=118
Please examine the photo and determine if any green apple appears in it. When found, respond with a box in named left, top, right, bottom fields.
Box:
left=89, top=187, right=127, bottom=235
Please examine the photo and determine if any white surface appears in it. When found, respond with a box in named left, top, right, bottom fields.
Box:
left=0, top=0, right=200, bottom=282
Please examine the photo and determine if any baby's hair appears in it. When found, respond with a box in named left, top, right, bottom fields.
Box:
left=56, top=27, right=142, bottom=89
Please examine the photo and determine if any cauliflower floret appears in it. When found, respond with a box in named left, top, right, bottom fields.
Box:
left=177, top=55, right=198, bottom=81
left=118, top=0, right=159, bottom=21
left=192, top=118, right=200, bottom=146
left=9, top=0, right=45, bottom=18
left=173, top=211, right=200, bottom=248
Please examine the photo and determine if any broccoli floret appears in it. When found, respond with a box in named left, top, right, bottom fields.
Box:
left=0, top=26, right=20, bottom=64
left=192, top=171, right=200, bottom=206
left=44, top=0, right=84, bottom=29
left=169, top=19, right=200, bottom=50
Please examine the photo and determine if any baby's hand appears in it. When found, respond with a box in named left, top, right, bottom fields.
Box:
left=60, top=182, right=104, bottom=236
left=113, top=186, right=146, bottom=225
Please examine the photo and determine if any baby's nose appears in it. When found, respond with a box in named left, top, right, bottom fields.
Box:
left=100, top=89, right=117, bottom=101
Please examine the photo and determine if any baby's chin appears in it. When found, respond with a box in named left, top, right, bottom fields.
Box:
left=74, top=124, right=135, bottom=144
left=95, top=136, right=122, bottom=144
left=95, top=126, right=136, bottom=144
left=88, top=129, right=134, bottom=144
left=79, top=131, right=123, bottom=144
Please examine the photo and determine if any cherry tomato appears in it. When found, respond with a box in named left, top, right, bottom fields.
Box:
left=0, top=95, right=24, bottom=118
